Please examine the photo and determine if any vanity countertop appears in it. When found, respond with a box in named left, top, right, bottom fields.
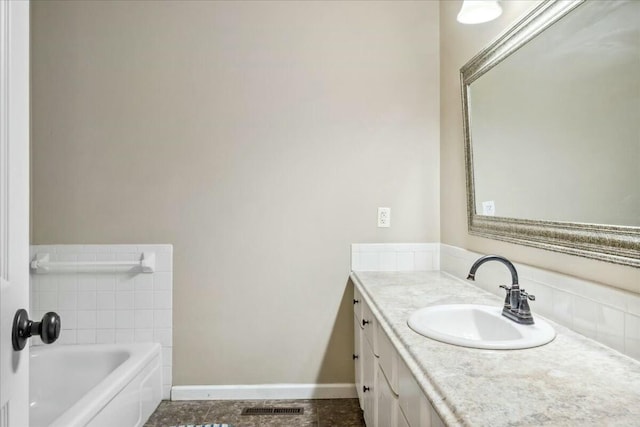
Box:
left=351, top=271, right=640, bottom=426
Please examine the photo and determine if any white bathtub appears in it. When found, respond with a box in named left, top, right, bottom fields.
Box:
left=30, top=343, right=162, bottom=427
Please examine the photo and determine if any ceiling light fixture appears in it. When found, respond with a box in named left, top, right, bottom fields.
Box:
left=457, top=0, right=503, bottom=24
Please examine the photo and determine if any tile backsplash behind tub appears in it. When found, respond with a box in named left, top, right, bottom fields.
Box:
left=29, top=244, right=173, bottom=399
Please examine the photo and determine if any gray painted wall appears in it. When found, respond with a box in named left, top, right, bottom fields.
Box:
left=31, top=0, right=440, bottom=385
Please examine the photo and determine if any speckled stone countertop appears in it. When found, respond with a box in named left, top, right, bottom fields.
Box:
left=351, top=271, right=640, bottom=427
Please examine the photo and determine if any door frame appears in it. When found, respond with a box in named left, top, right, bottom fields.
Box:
left=0, top=0, right=30, bottom=425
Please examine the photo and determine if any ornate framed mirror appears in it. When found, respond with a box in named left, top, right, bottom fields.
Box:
left=461, top=0, right=640, bottom=267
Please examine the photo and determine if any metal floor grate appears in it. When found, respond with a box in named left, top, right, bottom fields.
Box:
left=241, top=407, right=304, bottom=416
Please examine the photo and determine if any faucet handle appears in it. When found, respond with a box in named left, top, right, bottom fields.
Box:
left=517, top=289, right=535, bottom=324
left=520, top=289, right=535, bottom=301
left=499, top=284, right=511, bottom=291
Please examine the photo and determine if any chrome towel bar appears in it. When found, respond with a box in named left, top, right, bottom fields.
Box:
left=30, top=252, right=155, bottom=274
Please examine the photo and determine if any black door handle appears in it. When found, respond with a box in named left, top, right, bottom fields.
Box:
left=12, top=309, right=61, bottom=351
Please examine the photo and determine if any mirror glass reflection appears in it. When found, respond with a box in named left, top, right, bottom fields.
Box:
left=469, top=0, right=639, bottom=226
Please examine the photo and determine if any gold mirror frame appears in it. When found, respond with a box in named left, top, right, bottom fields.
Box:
left=461, top=0, right=640, bottom=268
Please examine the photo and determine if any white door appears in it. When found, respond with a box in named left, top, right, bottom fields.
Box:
left=0, top=0, right=30, bottom=426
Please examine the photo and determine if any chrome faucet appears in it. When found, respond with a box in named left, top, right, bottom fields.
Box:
left=467, top=255, right=536, bottom=325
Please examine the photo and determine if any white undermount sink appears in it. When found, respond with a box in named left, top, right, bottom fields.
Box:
left=407, top=304, right=556, bottom=350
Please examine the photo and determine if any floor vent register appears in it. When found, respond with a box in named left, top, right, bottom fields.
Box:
left=240, top=407, right=304, bottom=416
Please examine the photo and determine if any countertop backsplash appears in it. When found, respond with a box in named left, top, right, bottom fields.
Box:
left=351, top=243, right=640, bottom=362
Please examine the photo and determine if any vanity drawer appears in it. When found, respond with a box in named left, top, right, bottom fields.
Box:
left=376, top=363, right=398, bottom=427
left=361, top=298, right=378, bottom=356
left=354, top=314, right=363, bottom=409
left=398, top=358, right=430, bottom=427
left=377, top=326, right=399, bottom=394
left=354, top=285, right=363, bottom=322
left=362, top=337, right=377, bottom=427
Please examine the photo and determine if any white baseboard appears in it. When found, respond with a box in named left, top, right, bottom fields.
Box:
left=171, top=383, right=357, bottom=401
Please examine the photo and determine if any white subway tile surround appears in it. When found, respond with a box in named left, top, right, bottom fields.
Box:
left=351, top=243, right=440, bottom=272
left=30, top=244, right=173, bottom=399
left=351, top=243, right=640, bottom=362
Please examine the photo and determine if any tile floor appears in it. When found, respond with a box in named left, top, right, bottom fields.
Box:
left=144, top=399, right=366, bottom=427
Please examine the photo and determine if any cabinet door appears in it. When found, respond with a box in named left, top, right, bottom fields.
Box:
left=377, top=326, right=399, bottom=394
left=362, top=298, right=378, bottom=356
left=354, top=285, right=363, bottom=322
left=362, top=337, right=377, bottom=427
left=376, top=364, right=398, bottom=427
left=398, top=358, right=430, bottom=427
left=354, top=314, right=363, bottom=409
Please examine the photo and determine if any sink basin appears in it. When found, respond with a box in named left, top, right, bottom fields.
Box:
left=407, top=304, right=556, bottom=350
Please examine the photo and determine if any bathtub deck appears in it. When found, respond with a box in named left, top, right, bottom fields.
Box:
left=144, top=398, right=365, bottom=427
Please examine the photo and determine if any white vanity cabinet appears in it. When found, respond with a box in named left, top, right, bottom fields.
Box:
left=376, top=326, right=399, bottom=427
left=361, top=296, right=378, bottom=357
left=354, top=285, right=446, bottom=427
left=376, top=363, right=397, bottom=427
left=354, top=285, right=363, bottom=323
left=398, top=358, right=445, bottom=427
left=355, top=287, right=379, bottom=426
left=362, top=333, right=377, bottom=427
left=398, top=356, right=428, bottom=427
left=353, top=286, right=365, bottom=408
left=354, top=289, right=378, bottom=426
left=377, top=325, right=399, bottom=394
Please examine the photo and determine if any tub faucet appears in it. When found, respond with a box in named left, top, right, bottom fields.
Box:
left=467, top=255, right=535, bottom=325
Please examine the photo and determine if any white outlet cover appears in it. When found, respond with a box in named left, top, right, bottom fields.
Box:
left=482, top=201, right=495, bottom=216
left=378, top=207, right=391, bottom=227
